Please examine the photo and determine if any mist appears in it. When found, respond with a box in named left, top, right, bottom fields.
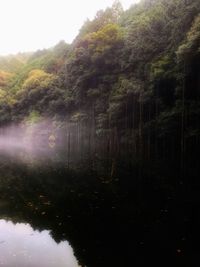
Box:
left=0, top=119, right=99, bottom=167
left=0, top=121, right=61, bottom=162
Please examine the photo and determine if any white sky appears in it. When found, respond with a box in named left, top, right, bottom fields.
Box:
left=0, top=0, right=140, bottom=56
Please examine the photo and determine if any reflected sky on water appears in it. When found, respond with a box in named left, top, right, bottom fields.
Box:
left=0, top=219, right=79, bottom=267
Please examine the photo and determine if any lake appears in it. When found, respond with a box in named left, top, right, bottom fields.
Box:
left=0, top=122, right=194, bottom=266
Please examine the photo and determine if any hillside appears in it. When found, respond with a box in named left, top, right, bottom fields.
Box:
left=0, top=0, right=199, bottom=172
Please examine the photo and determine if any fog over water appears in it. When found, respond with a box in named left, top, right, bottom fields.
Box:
left=0, top=119, right=96, bottom=167
left=0, top=121, right=60, bottom=161
left=0, top=220, right=79, bottom=267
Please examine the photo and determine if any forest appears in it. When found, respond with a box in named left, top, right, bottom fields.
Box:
left=0, top=0, right=200, bottom=266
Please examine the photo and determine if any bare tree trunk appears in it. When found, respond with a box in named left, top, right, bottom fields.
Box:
left=181, top=61, right=186, bottom=179
left=67, top=132, right=71, bottom=168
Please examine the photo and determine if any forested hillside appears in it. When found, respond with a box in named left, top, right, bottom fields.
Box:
left=0, top=0, right=199, bottom=174
left=0, top=0, right=200, bottom=266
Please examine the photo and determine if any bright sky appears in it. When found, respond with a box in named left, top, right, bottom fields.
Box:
left=0, top=0, right=140, bottom=56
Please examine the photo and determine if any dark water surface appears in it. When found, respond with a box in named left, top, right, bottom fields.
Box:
left=0, top=122, right=199, bottom=266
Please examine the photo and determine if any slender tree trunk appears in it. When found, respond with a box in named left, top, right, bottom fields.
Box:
left=181, top=61, right=186, bottom=179
left=67, top=132, right=71, bottom=168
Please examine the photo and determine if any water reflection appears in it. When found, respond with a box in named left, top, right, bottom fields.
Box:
left=0, top=219, right=79, bottom=267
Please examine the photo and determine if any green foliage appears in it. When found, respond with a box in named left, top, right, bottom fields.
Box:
left=0, top=0, right=199, bottom=149
left=0, top=53, right=30, bottom=73
left=64, top=22, right=124, bottom=107
left=84, top=23, right=123, bottom=54
left=25, top=110, right=42, bottom=124
left=77, top=0, right=123, bottom=38
left=70, top=112, right=88, bottom=123
left=0, top=70, right=13, bottom=88
left=177, top=14, right=200, bottom=62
